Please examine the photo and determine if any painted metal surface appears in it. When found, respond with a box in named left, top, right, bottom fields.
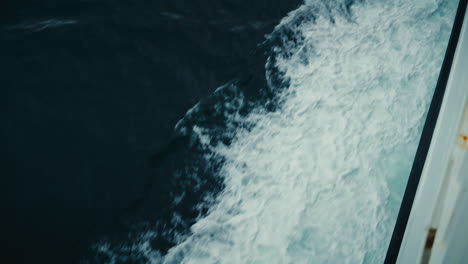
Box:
left=396, top=4, right=468, bottom=263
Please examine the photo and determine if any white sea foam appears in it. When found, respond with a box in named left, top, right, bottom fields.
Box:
left=162, top=0, right=457, bottom=263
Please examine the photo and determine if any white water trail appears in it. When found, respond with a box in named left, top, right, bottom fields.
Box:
left=163, top=0, right=457, bottom=263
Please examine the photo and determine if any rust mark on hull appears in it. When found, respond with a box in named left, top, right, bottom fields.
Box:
left=425, top=228, right=437, bottom=249
left=422, top=228, right=437, bottom=264
left=458, top=133, right=468, bottom=149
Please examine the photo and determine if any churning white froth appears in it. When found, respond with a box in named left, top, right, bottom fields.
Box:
left=162, top=0, right=457, bottom=263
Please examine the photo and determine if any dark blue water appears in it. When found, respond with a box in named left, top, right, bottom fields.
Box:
left=2, top=1, right=301, bottom=263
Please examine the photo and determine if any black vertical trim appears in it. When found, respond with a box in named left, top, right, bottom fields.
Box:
left=384, top=0, right=468, bottom=263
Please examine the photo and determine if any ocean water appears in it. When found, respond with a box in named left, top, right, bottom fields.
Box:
left=91, top=0, right=458, bottom=263
left=3, top=0, right=458, bottom=263
left=2, top=0, right=302, bottom=262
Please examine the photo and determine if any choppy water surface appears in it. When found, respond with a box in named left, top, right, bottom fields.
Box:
left=95, top=0, right=458, bottom=263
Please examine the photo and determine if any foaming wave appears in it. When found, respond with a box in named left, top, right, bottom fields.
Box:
left=162, top=0, right=457, bottom=263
